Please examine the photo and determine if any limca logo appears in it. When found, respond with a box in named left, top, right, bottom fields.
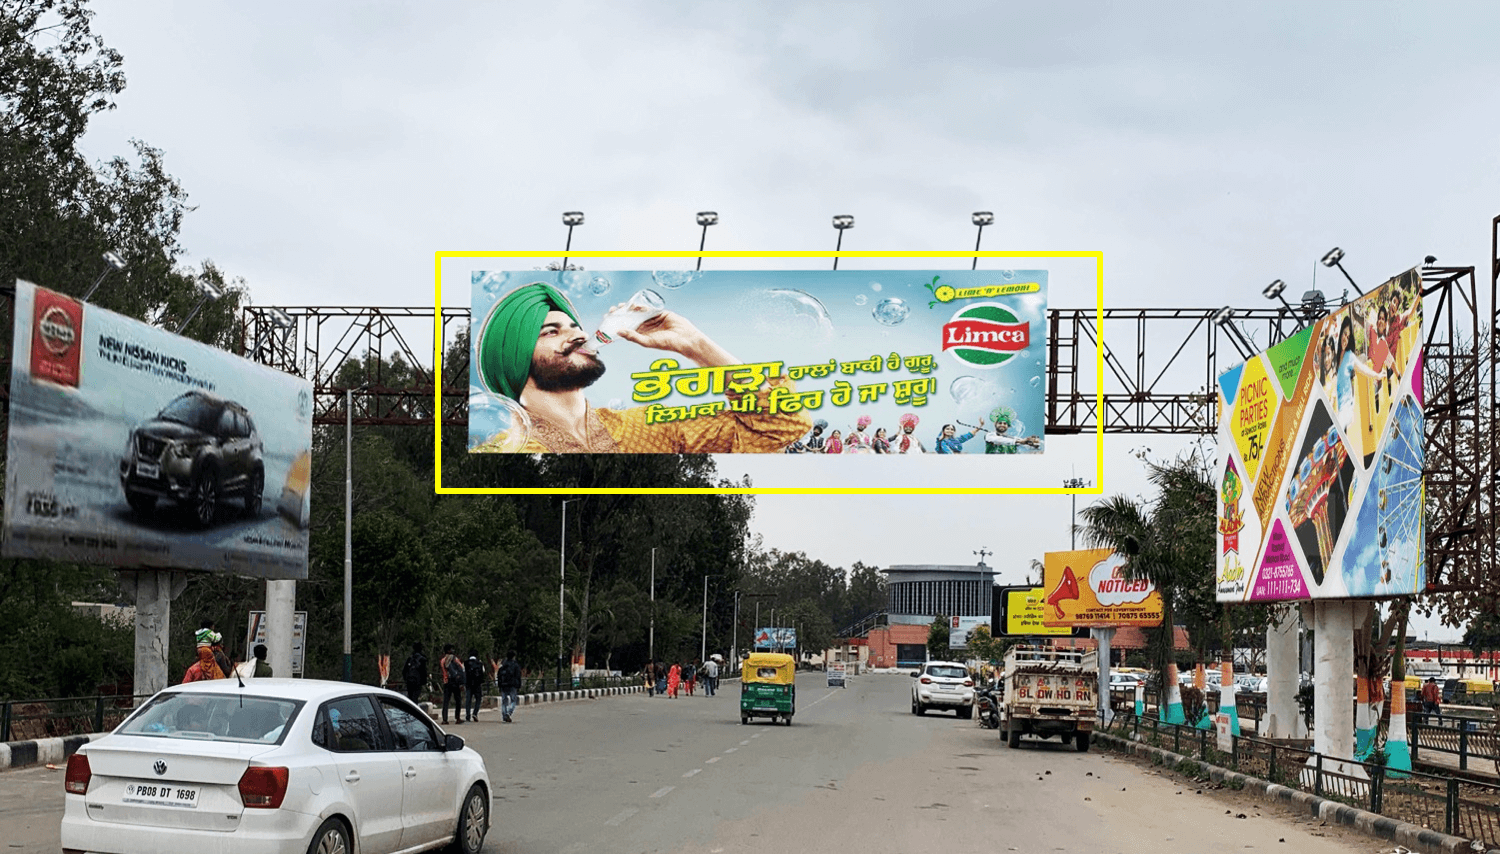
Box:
left=941, top=303, right=1029, bottom=368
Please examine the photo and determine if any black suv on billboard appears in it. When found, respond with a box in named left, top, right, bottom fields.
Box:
left=120, top=390, right=265, bottom=527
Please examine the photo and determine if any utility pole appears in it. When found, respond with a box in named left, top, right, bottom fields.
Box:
left=650, top=547, right=657, bottom=663
left=701, top=574, right=709, bottom=662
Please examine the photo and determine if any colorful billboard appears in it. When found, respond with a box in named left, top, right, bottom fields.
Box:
left=753, top=627, right=798, bottom=649
left=468, top=270, right=1047, bottom=455
left=1041, top=548, right=1164, bottom=627
left=998, top=586, right=1073, bottom=636
left=948, top=615, right=989, bottom=648
left=1215, top=270, right=1423, bottom=601
left=4, top=281, right=313, bottom=579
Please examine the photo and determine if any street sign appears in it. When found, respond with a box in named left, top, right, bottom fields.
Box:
left=246, top=610, right=306, bottom=676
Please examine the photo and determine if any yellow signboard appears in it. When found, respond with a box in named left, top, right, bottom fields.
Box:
left=1042, top=548, right=1164, bottom=628
left=1003, top=587, right=1072, bottom=636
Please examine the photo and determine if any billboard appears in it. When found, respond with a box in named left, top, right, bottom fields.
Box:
left=1042, top=548, right=1164, bottom=627
left=753, top=627, right=798, bottom=650
left=948, top=615, right=989, bottom=648
left=4, top=281, right=313, bottom=579
left=1215, top=270, right=1423, bottom=602
left=998, top=586, right=1073, bottom=637
left=468, top=270, right=1047, bottom=455
left=246, top=610, right=306, bottom=676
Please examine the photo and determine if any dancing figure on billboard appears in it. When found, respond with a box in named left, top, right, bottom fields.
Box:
left=1285, top=425, right=1350, bottom=583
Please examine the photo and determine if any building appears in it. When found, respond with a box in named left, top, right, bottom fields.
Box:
left=858, top=563, right=998, bottom=669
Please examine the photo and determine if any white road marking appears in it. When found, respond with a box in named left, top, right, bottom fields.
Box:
left=739, top=739, right=750, bottom=745
left=751, top=733, right=762, bottom=739
left=724, top=747, right=738, bottom=753
left=706, top=757, right=721, bottom=764
left=683, top=768, right=701, bottom=778
left=650, top=786, right=675, bottom=798
left=604, top=808, right=638, bottom=826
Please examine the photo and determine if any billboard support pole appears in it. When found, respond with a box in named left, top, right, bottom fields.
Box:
left=1092, top=626, right=1115, bottom=725
left=1311, top=600, right=1358, bottom=762
left=266, top=579, right=295, bottom=678
left=119, top=569, right=188, bottom=701
left=1266, top=605, right=1302, bottom=738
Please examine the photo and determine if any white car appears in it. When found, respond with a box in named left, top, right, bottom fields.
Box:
left=1108, top=673, right=1142, bottom=691
left=62, top=678, right=490, bottom=854
left=911, top=661, right=975, bottom=718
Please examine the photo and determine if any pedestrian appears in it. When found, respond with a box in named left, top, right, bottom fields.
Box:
left=402, top=642, right=428, bottom=705
left=667, top=661, right=682, bottom=699
left=655, top=660, right=668, bottom=696
left=440, top=644, right=465, bottom=724
left=464, top=649, right=486, bottom=722
left=1421, top=677, right=1443, bottom=721
left=182, top=635, right=225, bottom=682
left=497, top=650, right=522, bottom=723
left=251, top=643, right=273, bottom=677
left=645, top=661, right=658, bottom=697
left=684, top=660, right=697, bottom=696
left=703, top=657, right=719, bottom=697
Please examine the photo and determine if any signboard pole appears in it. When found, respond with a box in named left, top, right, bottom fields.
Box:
left=1092, top=626, right=1115, bottom=725
left=266, top=579, right=296, bottom=678
left=118, top=568, right=188, bottom=700
left=1266, top=606, right=1303, bottom=738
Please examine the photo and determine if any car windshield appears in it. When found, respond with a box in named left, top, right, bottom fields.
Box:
left=156, top=394, right=221, bottom=432
left=120, top=692, right=302, bottom=745
left=926, top=666, right=967, bottom=679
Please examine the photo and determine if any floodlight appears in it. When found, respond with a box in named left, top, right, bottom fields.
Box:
left=1213, top=306, right=1255, bottom=359
left=1320, top=248, right=1345, bottom=268
left=561, top=211, right=585, bottom=226
left=266, top=307, right=294, bottom=328
left=195, top=278, right=225, bottom=299
left=1211, top=306, right=1235, bottom=327
left=696, top=211, right=719, bottom=226
left=82, top=249, right=129, bottom=301
left=832, top=214, right=855, bottom=230
left=971, top=211, right=995, bottom=227
left=103, top=251, right=127, bottom=271
left=1263, top=280, right=1285, bottom=300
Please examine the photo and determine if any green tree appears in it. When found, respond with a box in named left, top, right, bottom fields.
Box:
left=926, top=616, right=950, bottom=661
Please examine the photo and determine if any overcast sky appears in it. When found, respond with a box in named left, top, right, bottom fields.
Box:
left=77, top=1, right=1500, bottom=641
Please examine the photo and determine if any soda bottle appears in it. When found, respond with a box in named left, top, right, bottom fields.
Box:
left=594, top=289, right=666, bottom=344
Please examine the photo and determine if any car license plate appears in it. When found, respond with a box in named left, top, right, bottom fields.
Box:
left=755, top=706, right=778, bottom=711
left=122, top=781, right=198, bottom=809
left=136, top=462, right=160, bottom=479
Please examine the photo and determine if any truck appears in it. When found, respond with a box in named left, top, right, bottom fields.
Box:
left=999, top=645, right=1098, bottom=752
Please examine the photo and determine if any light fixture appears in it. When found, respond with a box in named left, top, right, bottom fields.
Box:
left=1320, top=246, right=1362, bottom=295
left=1213, top=306, right=1255, bottom=359
left=1261, top=278, right=1301, bottom=329
left=175, top=277, right=226, bottom=334
left=970, top=211, right=994, bottom=270
left=561, top=211, right=585, bottom=271
left=832, top=215, right=854, bottom=270
left=266, top=306, right=293, bottom=328
left=82, top=250, right=128, bottom=301
left=1299, top=289, right=1328, bottom=319
left=695, top=211, right=718, bottom=271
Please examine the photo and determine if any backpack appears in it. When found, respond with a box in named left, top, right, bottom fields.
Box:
left=403, top=653, right=426, bottom=685
left=445, top=654, right=464, bottom=685
left=464, top=657, right=484, bottom=686
left=499, top=660, right=522, bottom=689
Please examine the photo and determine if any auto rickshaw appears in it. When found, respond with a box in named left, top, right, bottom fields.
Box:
left=741, top=652, right=796, bottom=725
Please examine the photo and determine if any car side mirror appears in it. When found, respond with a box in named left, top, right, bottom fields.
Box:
left=444, top=733, right=464, bottom=752
left=910, top=671, right=918, bottom=678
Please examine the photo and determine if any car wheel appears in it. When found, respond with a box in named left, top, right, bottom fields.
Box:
left=188, top=464, right=220, bottom=527
left=1075, top=732, right=1090, bottom=752
left=911, top=696, right=919, bottom=715
left=307, top=817, right=351, bottom=854
left=742, top=715, right=749, bottom=725
left=916, top=702, right=926, bottom=716
left=126, top=491, right=155, bottom=517
left=244, top=467, right=264, bottom=518
left=448, top=783, right=488, bottom=854
left=960, top=705, right=974, bottom=720
left=1007, top=724, right=1021, bottom=749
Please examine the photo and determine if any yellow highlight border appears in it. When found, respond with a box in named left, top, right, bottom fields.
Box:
left=433, top=250, right=1104, bottom=496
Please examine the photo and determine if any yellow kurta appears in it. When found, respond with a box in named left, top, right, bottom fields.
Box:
left=473, top=377, right=812, bottom=454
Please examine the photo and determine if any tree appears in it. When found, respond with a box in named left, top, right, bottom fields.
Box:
left=926, top=616, right=950, bottom=661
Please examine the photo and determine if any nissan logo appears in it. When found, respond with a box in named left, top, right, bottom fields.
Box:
left=37, top=306, right=77, bottom=356
left=153, top=760, right=167, bottom=776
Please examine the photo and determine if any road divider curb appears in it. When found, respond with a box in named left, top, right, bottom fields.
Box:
left=0, top=733, right=94, bottom=773
left=1093, top=731, right=1495, bottom=854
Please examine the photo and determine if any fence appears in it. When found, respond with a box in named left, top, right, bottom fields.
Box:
left=1105, top=711, right=1500, bottom=848
left=0, top=694, right=154, bottom=743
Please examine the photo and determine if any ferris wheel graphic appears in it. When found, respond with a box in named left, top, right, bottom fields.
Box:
left=1369, top=396, right=1423, bottom=590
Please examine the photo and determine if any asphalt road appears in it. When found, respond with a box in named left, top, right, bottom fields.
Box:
left=1, top=674, right=1387, bottom=853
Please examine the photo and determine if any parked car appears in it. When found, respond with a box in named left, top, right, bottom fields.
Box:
left=120, top=390, right=265, bottom=527
left=911, top=661, right=976, bottom=718
left=62, top=678, right=490, bottom=854
left=1108, top=672, right=1142, bottom=691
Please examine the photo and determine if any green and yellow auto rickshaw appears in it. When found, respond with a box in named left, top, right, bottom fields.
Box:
left=741, top=652, right=796, bottom=725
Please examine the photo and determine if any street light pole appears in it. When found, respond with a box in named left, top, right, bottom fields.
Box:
left=731, top=590, right=740, bottom=667
left=344, top=386, right=354, bottom=682
left=560, top=499, right=577, bottom=688
left=649, top=547, right=657, bottom=662
left=701, top=575, right=710, bottom=662
left=1063, top=477, right=1091, bottom=549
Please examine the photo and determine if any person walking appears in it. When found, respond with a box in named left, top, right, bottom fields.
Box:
left=440, top=644, right=465, bottom=725
left=464, top=649, right=486, bottom=722
left=1421, top=677, right=1443, bottom=721
left=497, top=650, right=522, bottom=723
left=251, top=643, right=273, bottom=677
left=644, top=661, right=656, bottom=697
left=402, top=642, right=428, bottom=705
left=702, top=657, right=719, bottom=697
left=667, top=661, right=682, bottom=699
left=684, top=661, right=697, bottom=696
left=655, top=660, right=668, bottom=696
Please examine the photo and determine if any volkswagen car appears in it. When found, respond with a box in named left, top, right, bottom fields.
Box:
left=120, top=390, right=265, bottom=527
left=61, top=679, right=490, bottom=854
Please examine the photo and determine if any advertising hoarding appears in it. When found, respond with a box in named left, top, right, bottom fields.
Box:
left=1041, top=548, right=1164, bottom=627
left=1215, top=270, right=1423, bottom=601
left=4, top=281, right=313, bottom=579
left=246, top=610, right=306, bottom=676
left=468, top=270, right=1047, bottom=455
left=999, top=586, right=1073, bottom=636
left=948, top=615, right=989, bottom=648
left=753, top=627, right=798, bottom=650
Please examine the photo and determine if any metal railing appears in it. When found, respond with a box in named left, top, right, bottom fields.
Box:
left=1103, top=711, right=1500, bottom=848
left=1, top=694, right=155, bottom=743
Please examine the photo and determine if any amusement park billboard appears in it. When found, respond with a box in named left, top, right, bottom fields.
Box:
left=467, top=270, right=1047, bottom=456
left=3, top=280, right=314, bottom=579
left=1041, top=548, right=1164, bottom=628
left=1215, top=270, right=1424, bottom=602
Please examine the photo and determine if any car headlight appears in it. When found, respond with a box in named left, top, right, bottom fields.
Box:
left=124, top=430, right=135, bottom=456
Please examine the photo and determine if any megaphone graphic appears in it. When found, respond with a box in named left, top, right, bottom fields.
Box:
left=1045, top=565, right=1080, bottom=619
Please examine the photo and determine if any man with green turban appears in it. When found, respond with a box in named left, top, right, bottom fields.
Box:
left=473, top=281, right=811, bottom=453
left=983, top=406, right=1042, bottom=454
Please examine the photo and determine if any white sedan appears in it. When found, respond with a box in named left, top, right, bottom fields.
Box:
left=61, top=678, right=490, bottom=854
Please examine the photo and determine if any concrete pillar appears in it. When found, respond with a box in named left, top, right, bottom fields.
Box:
left=1312, top=600, right=1357, bottom=762
left=1265, top=605, right=1303, bottom=738
left=1092, top=627, right=1115, bottom=725
left=118, top=569, right=189, bottom=700
left=266, top=579, right=296, bottom=678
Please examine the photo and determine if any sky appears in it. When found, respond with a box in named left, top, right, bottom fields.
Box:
left=74, top=1, right=1500, bottom=641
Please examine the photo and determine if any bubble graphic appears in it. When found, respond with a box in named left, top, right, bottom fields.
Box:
left=745, top=289, right=835, bottom=340
left=561, top=270, right=587, bottom=292
left=869, top=282, right=883, bottom=292
left=475, top=271, right=509, bottom=295
left=605, top=398, right=624, bottom=411
left=854, top=294, right=868, bottom=306
left=872, top=297, right=909, bottom=327
left=950, top=376, right=1005, bottom=421
left=1000, top=270, right=1017, bottom=280
left=468, top=389, right=533, bottom=452
left=652, top=270, right=698, bottom=290
left=1029, top=376, right=1042, bottom=389
left=589, top=276, right=612, bottom=296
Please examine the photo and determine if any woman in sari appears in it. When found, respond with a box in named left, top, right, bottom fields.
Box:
left=667, top=662, right=682, bottom=699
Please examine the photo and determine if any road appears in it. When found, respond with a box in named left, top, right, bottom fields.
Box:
left=1, top=674, right=1384, bottom=853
